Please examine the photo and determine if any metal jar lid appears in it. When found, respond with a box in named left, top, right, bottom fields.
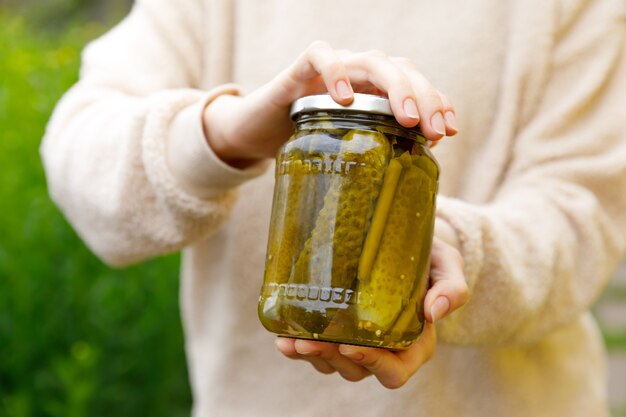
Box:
left=290, top=93, right=393, bottom=119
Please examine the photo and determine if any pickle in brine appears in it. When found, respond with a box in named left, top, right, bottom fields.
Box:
left=260, top=149, right=313, bottom=327
left=387, top=154, right=437, bottom=335
left=292, top=129, right=391, bottom=289
left=358, top=157, right=404, bottom=282
left=264, top=150, right=309, bottom=285
left=282, top=130, right=390, bottom=334
left=355, top=152, right=436, bottom=332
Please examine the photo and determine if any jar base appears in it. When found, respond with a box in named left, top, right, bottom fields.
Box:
left=259, top=283, right=425, bottom=350
left=272, top=326, right=423, bottom=350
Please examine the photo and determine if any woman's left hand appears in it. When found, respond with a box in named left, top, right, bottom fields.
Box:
left=275, top=238, right=468, bottom=389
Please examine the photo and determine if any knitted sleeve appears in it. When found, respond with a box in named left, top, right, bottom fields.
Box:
left=40, top=0, right=267, bottom=267
left=435, top=0, right=626, bottom=345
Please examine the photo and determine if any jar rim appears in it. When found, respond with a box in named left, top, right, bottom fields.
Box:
left=290, top=93, right=393, bottom=119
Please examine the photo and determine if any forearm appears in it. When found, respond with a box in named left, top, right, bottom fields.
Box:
left=41, top=84, right=266, bottom=266
left=435, top=179, right=626, bottom=346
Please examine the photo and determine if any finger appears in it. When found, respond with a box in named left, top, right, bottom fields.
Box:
left=390, top=57, right=451, bottom=141
left=338, top=345, right=408, bottom=389
left=275, top=337, right=336, bottom=374
left=424, top=239, right=468, bottom=323
left=275, top=336, right=298, bottom=357
left=308, top=357, right=338, bottom=374
left=294, top=340, right=372, bottom=382
left=339, top=322, right=437, bottom=389
left=335, top=49, right=386, bottom=94
left=349, top=83, right=387, bottom=96
left=438, top=92, right=458, bottom=136
left=396, top=321, right=437, bottom=373
left=341, top=51, right=421, bottom=128
left=291, top=40, right=353, bottom=105
left=303, top=355, right=337, bottom=374
left=336, top=49, right=387, bottom=95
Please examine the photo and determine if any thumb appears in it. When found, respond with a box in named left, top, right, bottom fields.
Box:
left=424, top=238, right=468, bottom=323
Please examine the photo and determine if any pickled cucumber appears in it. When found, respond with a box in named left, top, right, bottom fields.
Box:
left=275, top=130, right=390, bottom=334
left=357, top=157, right=403, bottom=282
left=264, top=150, right=308, bottom=285
left=264, top=130, right=347, bottom=285
left=388, top=155, right=437, bottom=335
left=292, top=129, right=391, bottom=289
left=388, top=223, right=433, bottom=336
left=355, top=152, right=436, bottom=331
left=412, top=153, right=439, bottom=183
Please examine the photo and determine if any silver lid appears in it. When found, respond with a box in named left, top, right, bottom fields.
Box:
left=290, top=93, right=392, bottom=119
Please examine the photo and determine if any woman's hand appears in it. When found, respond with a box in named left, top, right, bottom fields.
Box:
left=202, top=41, right=458, bottom=167
left=275, top=238, right=468, bottom=389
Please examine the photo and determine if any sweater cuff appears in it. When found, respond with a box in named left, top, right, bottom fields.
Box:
left=435, top=195, right=485, bottom=291
left=166, top=84, right=270, bottom=199
left=434, top=217, right=460, bottom=249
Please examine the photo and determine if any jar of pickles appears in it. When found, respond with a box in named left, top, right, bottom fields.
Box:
left=258, top=93, right=439, bottom=349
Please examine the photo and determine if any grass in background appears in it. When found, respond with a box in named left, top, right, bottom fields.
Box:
left=0, top=11, right=191, bottom=417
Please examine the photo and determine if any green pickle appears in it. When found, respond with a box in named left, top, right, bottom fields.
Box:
left=260, top=149, right=306, bottom=332
left=264, top=151, right=305, bottom=286
left=386, top=156, right=437, bottom=336
left=260, top=94, right=439, bottom=349
left=263, top=131, right=343, bottom=286
left=357, top=157, right=403, bottom=282
left=281, top=130, right=391, bottom=333
left=293, top=129, right=391, bottom=287
left=263, top=133, right=335, bottom=325
left=354, top=152, right=436, bottom=332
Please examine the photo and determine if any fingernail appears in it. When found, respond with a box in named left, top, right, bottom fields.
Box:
left=340, top=347, right=364, bottom=361
left=430, top=296, right=450, bottom=323
left=274, top=338, right=289, bottom=350
left=335, top=80, right=352, bottom=100
left=296, top=349, right=319, bottom=356
left=294, top=343, right=320, bottom=356
left=444, top=111, right=458, bottom=134
left=430, top=112, right=446, bottom=136
left=403, top=98, right=419, bottom=120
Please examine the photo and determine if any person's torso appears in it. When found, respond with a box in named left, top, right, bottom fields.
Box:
left=181, top=1, right=609, bottom=416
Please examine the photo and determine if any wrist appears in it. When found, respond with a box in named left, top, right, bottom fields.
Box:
left=202, top=94, right=261, bottom=169
left=165, top=93, right=270, bottom=199
left=434, top=217, right=460, bottom=250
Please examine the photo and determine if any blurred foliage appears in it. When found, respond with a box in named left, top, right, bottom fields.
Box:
left=2, top=0, right=132, bottom=31
left=0, top=8, right=191, bottom=417
left=599, top=282, right=626, bottom=351
left=596, top=280, right=626, bottom=416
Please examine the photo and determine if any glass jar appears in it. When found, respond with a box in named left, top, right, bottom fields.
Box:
left=258, top=93, right=439, bottom=349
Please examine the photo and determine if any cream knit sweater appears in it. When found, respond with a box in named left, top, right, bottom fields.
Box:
left=41, top=0, right=626, bottom=416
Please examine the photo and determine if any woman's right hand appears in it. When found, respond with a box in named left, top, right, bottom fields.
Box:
left=202, top=40, right=458, bottom=167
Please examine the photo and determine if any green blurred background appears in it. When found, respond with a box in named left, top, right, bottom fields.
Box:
left=0, top=1, right=191, bottom=416
left=0, top=1, right=625, bottom=416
